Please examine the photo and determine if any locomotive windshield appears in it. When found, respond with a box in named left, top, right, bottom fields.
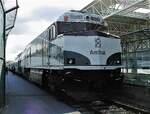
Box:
left=57, top=22, right=106, bottom=34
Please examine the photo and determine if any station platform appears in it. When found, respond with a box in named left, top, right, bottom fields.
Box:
left=1, top=72, right=80, bottom=114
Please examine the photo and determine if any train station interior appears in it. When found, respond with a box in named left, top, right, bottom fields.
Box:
left=0, top=0, right=150, bottom=113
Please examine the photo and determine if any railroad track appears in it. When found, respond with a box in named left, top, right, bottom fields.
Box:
left=111, top=100, right=150, bottom=114
left=15, top=73, right=150, bottom=114
left=53, top=89, right=150, bottom=114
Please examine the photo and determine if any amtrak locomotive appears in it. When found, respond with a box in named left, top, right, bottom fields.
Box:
left=13, top=10, right=123, bottom=91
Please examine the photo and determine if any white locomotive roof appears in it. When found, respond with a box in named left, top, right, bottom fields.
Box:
left=57, top=10, right=105, bottom=25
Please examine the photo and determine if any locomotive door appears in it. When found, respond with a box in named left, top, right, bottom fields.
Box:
left=27, top=48, right=31, bottom=67
left=42, top=31, right=49, bottom=67
left=47, top=26, right=53, bottom=68
left=48, top=42, right=51, bottom=67
left=48, top=25, right=56, bottom=68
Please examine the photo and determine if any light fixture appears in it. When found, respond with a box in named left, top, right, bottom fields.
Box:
left=135, top=8, right=150, bottom=14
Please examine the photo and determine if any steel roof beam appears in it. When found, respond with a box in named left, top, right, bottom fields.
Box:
left=5, top=5, right=19, bottom=13
left=104, top=0, right=145, bottom=19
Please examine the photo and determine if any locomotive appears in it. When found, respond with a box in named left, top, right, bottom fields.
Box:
left=13, top=10, right=123, bottom=91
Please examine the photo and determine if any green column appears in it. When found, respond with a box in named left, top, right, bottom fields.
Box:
left=0, top=0, right=5, bottom=108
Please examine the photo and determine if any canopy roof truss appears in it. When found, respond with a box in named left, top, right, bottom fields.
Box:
left=121, top=28, right=150, bottom=55
left=82, top=0, right=150, bottom=36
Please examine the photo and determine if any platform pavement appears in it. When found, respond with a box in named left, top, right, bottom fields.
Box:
left=1, top=72, right=80, bottom=114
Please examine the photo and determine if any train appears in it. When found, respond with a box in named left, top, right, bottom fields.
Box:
left=9, top=10, right=123, bottom=91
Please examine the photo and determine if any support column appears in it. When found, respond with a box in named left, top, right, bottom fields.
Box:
left=0, top=0, right=5, bottom=108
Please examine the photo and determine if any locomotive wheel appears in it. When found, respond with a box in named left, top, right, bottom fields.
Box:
left=25, top=68, right=30, bottom=80
left=42, top=74, right=48, bottom=88
left=48, top=71, right=63, bottom=94
left=49, top=84, right=56, bottom=93
left=93, top=80, right=106, bottom=93
left=114, top=74, right=124, bottom=87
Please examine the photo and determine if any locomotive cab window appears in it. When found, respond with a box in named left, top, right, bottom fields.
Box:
left=57, top=22, right=107, bottom=34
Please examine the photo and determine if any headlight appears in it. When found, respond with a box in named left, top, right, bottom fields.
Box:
left=117, top=60, right=120, bottom=64
left=69, top=59, right=73, bottom=64
left=67, top=58, right=75, bottom=64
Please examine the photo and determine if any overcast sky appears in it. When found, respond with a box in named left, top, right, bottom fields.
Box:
left=6, top=0, right=93, bottom=61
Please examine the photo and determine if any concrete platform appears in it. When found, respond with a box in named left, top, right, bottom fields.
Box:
left=1, top=72, right=80, bottom=114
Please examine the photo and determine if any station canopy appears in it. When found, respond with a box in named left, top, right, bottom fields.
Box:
left=1, top=0, right=18, bottom=38
left=81, top=0, right=150, bottom=36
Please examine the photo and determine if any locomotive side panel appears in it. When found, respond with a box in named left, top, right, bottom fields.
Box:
left=49, top=35, right=64, bottom=69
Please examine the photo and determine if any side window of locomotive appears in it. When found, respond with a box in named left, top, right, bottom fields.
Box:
left=49, top=28, right=52, bottom=40
left=51, top=28, right=53, bottom=39
left=27, top=48, right=30, bottom=58
left=52, top=25, right=56, bottom=38
left=31, top=43, right=37, bottom=57
left=49, top=25, right=56, bottom=40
